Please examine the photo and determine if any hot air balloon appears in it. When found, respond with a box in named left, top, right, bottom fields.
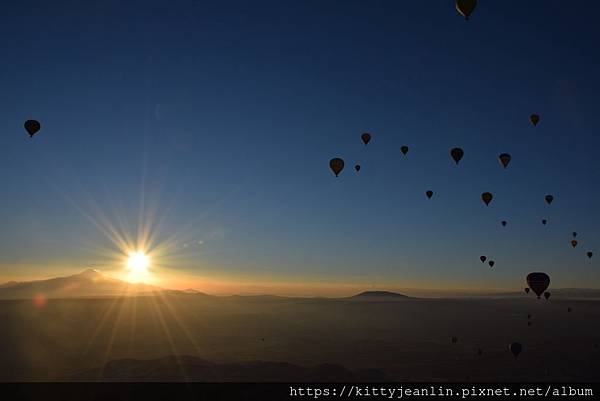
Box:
left=572, top=232, right=578, bottom=238
left=488, top=260, right=495, bottom=268
left=455, top=0, right=477, bottom=20
left=545, top=195, right=554, bottom=205
left=587, top=252, right=593, bottom=259
left=567, top=307, right=572, bottom=312
left=509, top=342, right=522, bottom=358
left=498, top=153, right=511, bottom=169
left=361, top=133, right=371, bottom=145
left=24, top=120, right=41, bottom=138
left=525, top=288, right=530, bottom=294
left=542, top=219, right=548, bottom=226
left=527, top=314, right=532, bottom=319
left=354, top=164, right=361, bottom=172
left=426, top=190, right=433, bottom=199
left=480, top=256, right=487, bottom=263
left=527, top=321, right=532, bottom=327
left=451, top=336, right=458, bottom=344
left=477, top=348, right=483, bottom=356
left=530, top=114, right=540, bottom=126
left=481, top=192, right=493, bottom=206
left=401, top=146, right=409, bottom=155
left=544, top=291, right=551, bottom=300
left=329, top=158, right=344, bottom=177
left=526, top=272, right=550, bottom=299
left=501, top=220, right=507, bottom=227
left=450, top=147, right=464, bottom=165
left=571, top=240, right=578, bottom=248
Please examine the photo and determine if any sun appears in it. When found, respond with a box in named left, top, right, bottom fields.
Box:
left=127, top=251, right=150, bottom=277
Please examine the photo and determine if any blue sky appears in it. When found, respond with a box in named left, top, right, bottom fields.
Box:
left=0, top=0, right=599, bottom=292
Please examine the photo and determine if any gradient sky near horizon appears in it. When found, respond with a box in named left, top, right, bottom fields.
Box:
left=1, top=0, right=599, bottom=294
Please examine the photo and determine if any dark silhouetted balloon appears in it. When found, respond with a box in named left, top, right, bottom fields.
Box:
left=498, top=153, right=511, bottom=169
left=401, top=146, right=409, bottom=155
left=571, top=240, right=578, bottom=248
left=530, top=114, right=540, bottom=126
left=572, top=232, right=578, bottom=238
left=525, top=288, right=530, bottom=294
left=587, top=252, right=593, bottom=259
left=501, top=220, right=507, bottom=227
left=488, top=260, right=495, bottom=268
left=509, top=342, right=522, bottom=358
left=544, top=291, right=551, bottom=300
left=527, top=314, right=531, bottom=319
left=426, top=190, right=433, bottom=199
left=481, top=192, right=493, bottom=206
left=450, top=148, right=464, bottom=165
left=24, top=120, right=41, bottom=137
left=527, top=272, right=550, bottom=298
left=567, top=307, right=572, bottom=312
left=451, top=336, right=458, bottom=344
left=329, top=158, right=344, bottom=177
left=361, top=133, right=371, bottom=145
left=542, top=219, right=548, bottom=226
left=527, top=321, right=532, bottom=327
left=480, top=256, right=487, bottom=263
left=545, top=195, right=554, bottom=205
left=477, top=348, right=483, bottom=356
left=455, top=0, right=477, bottom=20
left=354, top=164, right=361, bottom=172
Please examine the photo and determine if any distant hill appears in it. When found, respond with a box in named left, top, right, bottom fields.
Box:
left=0, top=269, right=159, bottom=300
left=72, top=355, right=392, bottom=382
left=349, top=291, right=413, bottom=300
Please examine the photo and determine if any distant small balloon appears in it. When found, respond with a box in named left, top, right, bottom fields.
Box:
left=530, top=114, right=540, bottom=126
left=567, top=307, right=572, bottom=312
left=498, top=153, right=512, bottom=169
left=24, top=120, right=41, bottom=137
left=426, top=190, right=433, bottom=199
left=525, top=288, right=530, bottom=294
left=544, top=291, right=551, bottom=300
left=501, top=220, right=507, bottom=227
left=354, top=164, right=361, bottom=172
left=527, top=314, right=531, bottom=319
left=509, top=342, right=522, bottom=358
left=455, top=0, right=477, bottom=20
left=527, top=321, right=532, bottom=327
left=481, top=192, right=493, bottom=206
left=488, top=260, right=495, bottom=268
left=450, top=147, right=464, bottom=165
left=480, top=256, right=487, bottom=263
left=477, top=348, right=483, bottom=356
left=329, top=158, right=345, bottom=177
left=542, top=219, right=548, bottom=226
left=401, top=146, right=409, bottom=155
left=452, top=336, right=458, bottom=344
left=545, top=195, right=554, bottom=205
left=572, top=232, right=578, bottom=238
left=587, top=252, right=593, bottom=259
left=361, top=133, right=371, bottom=145
left=571, top=240, right=578, bottom=248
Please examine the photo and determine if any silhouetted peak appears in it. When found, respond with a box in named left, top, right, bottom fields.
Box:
left=352, top=291, right=410, bottom=298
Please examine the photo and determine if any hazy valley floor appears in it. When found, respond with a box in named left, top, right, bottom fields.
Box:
left=1, top=294, right=599, bottom=381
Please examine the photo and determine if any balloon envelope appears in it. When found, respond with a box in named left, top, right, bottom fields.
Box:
left=542, top=219, right=547, bottom=225
left=451, top=336, right=458, bottom=344
left=480, top=256, right=487, bottom=263
left=488, top=260, right=495, bottom=268
left=501, top=220, right=507, bottom=227
left=354, top=164, right=361, bottom=172
left=455, top=0, right=477, bottom=20
left=526, top=272, right=550, bottom=298
left=498, top=153, right=511, bottom=169
left=545, top=195, right=554, bottom=205
left=544, top=291, right=551, bottom=300
left=481, top=192, right=493, bottom=206
left=24, top=120, right=41, bottom=137
left=509, top=342, right=522, bottom=358
left=571, top=240, right=578, bottom=248
left=450, top=147, right=464, bottom=164
left=587, top=252, right=593, bottom=259
left=530, top=114, right=540, bottom=126
left=400, top=146, right=409, bottom=155
left=426, top=190, right=433, bottom=199
left=525, top=288, right=530, bottom=294
left=361, top=133, right=371, bottom=145
left=329, top=158, right=344, bottom=177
